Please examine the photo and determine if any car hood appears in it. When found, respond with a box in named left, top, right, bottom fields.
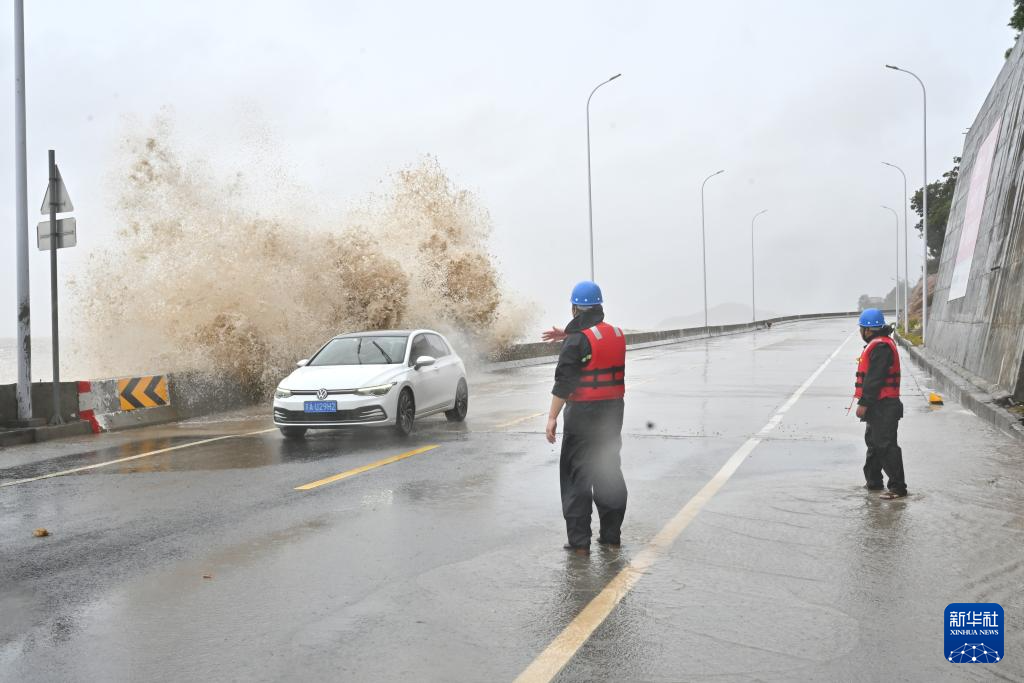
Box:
left=280, top=364, right=404, bottom=390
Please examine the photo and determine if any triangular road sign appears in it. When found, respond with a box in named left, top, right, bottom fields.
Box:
left=40, top=165, right=73, bottom=214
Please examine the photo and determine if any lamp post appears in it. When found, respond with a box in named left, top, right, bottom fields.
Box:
left=886, top=64, right=928, bottom=344
left=882, top=205, right=900, bottom=324
left=700, top=169, right=725, bottom=331
left=750, top=209, right=767, bottom=323
left=13, top=0, right=32, bottom=421
left=586, top=73, right=621, bottom=281
left=882, top=161, right=910, bottom=333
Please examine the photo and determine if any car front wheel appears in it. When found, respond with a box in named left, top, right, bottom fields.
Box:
left=445, top=380, right=468, bottom=422
left=395, top=389, right=415, bottom=437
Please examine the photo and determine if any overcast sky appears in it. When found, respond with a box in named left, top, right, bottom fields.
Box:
left=0, top=0, right=1016, bottom=340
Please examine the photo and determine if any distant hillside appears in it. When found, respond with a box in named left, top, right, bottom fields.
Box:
left=657, top=303, right=779, bottom=330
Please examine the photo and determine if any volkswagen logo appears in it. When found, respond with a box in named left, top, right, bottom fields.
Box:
left=316, top=388, right=329, bottom=401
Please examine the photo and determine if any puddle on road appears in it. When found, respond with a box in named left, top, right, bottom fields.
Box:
left=0, top=423, right=471, bottom=481
left=0, top=437, right=188, bottom=481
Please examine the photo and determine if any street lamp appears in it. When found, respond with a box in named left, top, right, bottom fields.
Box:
left=586, top=73, right=621, bottom=281
left=13, top=0, right=32, bottom=422
left=700, top=169, right=725, bottom=331
left=882, top=161, right=910, bottom=333
left=750, top=209, right=767, bottom=323
left=886, top=64, right=928, bottom=343
left=882, top=205, right=900, bottom=326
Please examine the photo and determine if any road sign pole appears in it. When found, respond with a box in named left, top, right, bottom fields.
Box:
left=48, top=150, right=62, bottom=425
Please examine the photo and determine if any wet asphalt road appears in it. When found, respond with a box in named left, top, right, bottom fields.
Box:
left=1, top=317, right=1022, bottom=682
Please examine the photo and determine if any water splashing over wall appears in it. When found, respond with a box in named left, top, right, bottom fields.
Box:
left=71, top=117, right=532, bottom=397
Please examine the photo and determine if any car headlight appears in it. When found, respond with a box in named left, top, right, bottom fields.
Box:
left=356, top=382, right=395, bottom=396
left=274, top=388, right=292, bottom=399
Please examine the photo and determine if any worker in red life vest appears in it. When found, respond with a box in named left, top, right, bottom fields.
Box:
left=854, top=308, right=907, bottom=499
left=543, top=281, right=628, bottom=554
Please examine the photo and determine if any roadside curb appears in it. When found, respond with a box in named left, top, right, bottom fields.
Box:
left=896, top=335, right=1024, bottom=444
left=0, top=420, right=93, bottom=447
left=33, top=421, right=94, bottom=442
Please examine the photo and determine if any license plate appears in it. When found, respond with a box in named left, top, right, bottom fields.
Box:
left=303, top=400, right=337, bottom=413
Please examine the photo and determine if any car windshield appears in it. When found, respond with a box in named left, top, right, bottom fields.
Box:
left=308, top=336, right=408, bottom=366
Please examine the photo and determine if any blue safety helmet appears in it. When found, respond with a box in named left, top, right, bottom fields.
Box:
left=571, top=281, right=604, bottom=306
left=858, top=308, right=886, bottom=328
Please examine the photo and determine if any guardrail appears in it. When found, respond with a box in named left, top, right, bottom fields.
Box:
left=490, top=311, right=864, bottom=365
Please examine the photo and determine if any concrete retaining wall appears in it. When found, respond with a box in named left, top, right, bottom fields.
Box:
left=927, top=40, right=1024, bottom=402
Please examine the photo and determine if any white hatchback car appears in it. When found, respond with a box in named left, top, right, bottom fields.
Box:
left=273, top=330, right=469, bottom=439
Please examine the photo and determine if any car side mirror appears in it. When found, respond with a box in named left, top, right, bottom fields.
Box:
left=296, top=359, right=309, bottom=367
left=414, top=355, right=436, bottom=369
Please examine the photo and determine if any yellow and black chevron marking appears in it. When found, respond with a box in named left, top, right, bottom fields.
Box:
left=118, top=375, right=170, bottom=411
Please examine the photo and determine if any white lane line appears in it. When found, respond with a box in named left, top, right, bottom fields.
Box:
left=0, top=428, right=278, bottom=488
left=513, top=333, right=854, bottom=683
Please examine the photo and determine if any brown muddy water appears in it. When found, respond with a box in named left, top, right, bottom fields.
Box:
left=65, top=117, right=531, bottom=396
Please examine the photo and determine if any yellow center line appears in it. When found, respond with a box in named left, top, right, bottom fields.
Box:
left=494, top=412, right=547, bottom=429
left=513, top=333, right=854, bottom=683
left=0, top=428, right=279, bottom=488
left=295, top=445, right=440, bottom=490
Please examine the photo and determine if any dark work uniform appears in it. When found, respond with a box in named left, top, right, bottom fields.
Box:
left=858, top=334, right=907, bottom=495
left=553, top=308, right=628, bottom=549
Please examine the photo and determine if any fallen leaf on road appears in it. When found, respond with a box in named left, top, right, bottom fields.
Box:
left=33, top=528, right=49, bottom=537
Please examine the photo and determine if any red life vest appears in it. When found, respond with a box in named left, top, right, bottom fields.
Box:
left=854, top=335, right=901, bottom=400
left=568, top=322, right=626, bottom=402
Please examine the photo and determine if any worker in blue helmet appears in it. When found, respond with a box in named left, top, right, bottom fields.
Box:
left=542, top=281, right=628, bottom=554
left=854, top=308, right=907, bottom=499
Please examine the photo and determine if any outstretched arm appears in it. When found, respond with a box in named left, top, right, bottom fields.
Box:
left=542, top=326, right=567, bottom=343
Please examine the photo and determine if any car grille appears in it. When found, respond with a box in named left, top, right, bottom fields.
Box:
left=274, top=406, right=388, bottom=424
left=288, top=389, right=357, bottom=395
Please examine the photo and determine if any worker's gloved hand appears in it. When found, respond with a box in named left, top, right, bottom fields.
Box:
left=542, top=327, right=567, bottom=343
left=855, top=405, right=868, bottom=420
left=545, top=417, right=558, bottom=444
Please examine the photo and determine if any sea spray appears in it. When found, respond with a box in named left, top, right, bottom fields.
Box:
left=71, top=117, right=532, bottom=397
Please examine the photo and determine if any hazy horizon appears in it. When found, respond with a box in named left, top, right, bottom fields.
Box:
left=1, top=1, right=1014, bottom=351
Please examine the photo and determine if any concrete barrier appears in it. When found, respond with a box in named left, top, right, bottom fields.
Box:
left=0, top=381, right=81, bottom=426
left=0, top=382, right=92, bottom=446
left=72, top=372, right=253, bottom=433
left=489, top=311, right=861, bottom=368
left=2, top=312, right=863, bottom=443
